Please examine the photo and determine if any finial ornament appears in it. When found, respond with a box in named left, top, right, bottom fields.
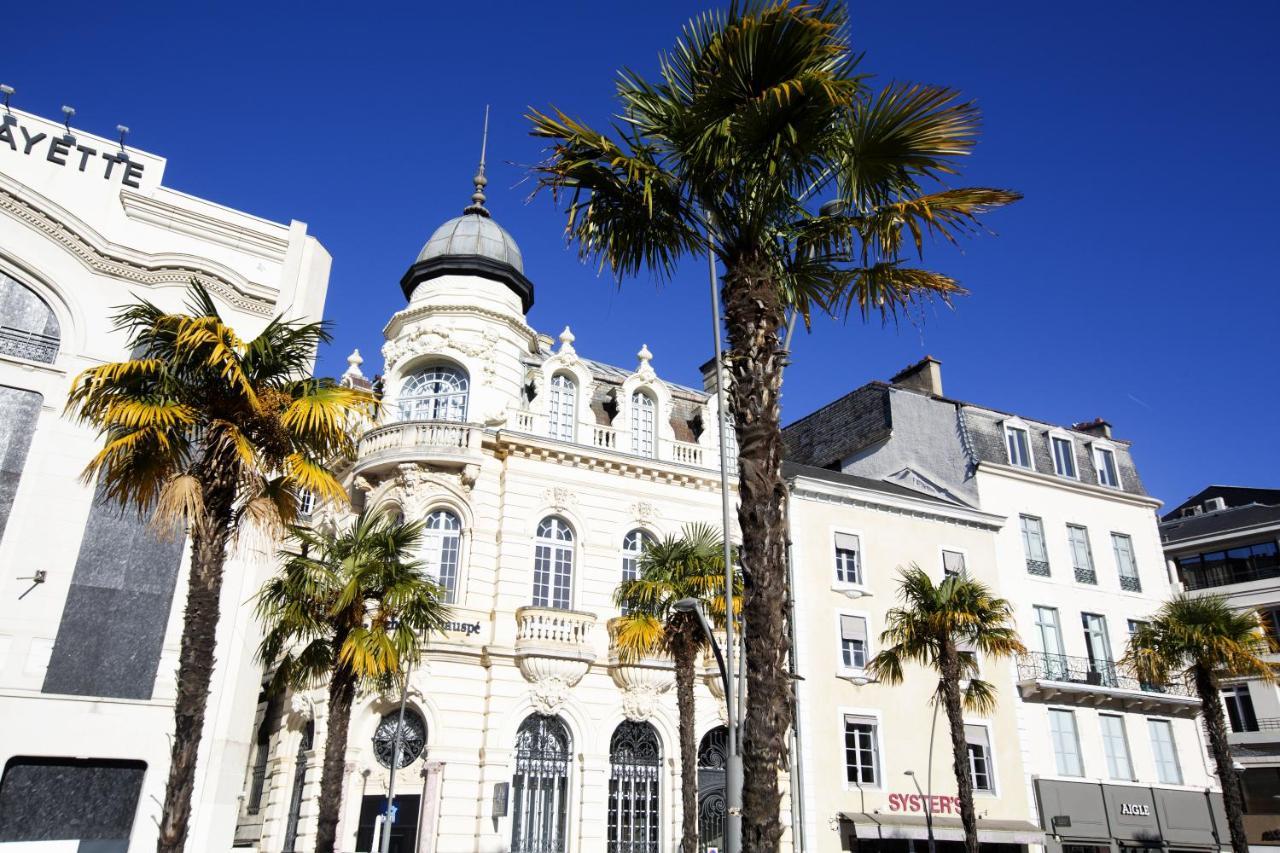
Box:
left=637, top=343, right=653, bottom=366
left=343, top=348, right=365, bottom=380
left=558, top=326, right=576, bottom=354
left=463, top=105, right=491, bottom=217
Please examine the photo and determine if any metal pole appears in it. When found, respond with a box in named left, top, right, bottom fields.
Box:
left=380, top=657, right=414, bottom=853
left=907, top=771, right=936, bottom=853
left=706, top=218, right=742, bottom=853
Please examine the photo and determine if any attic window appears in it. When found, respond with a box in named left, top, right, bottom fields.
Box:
left=1094, top=446, right=1120, bottom=488
left=1004, top=423, right=1032, bottom=469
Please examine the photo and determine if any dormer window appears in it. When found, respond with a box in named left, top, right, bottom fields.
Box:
left=631, top=391, right=656, bottom=457
left=548, top=372, right=577, bottom=442
left=1050, top=434, right=1077, bottom=478
left=1094, top=446, right=1120, bottom=488
left=1004, top=423, right=1032, bottom=469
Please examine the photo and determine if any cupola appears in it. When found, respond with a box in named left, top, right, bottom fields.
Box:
left=399, top=112, right=534, bottom=312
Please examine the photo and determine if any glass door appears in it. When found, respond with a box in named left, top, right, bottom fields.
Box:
left=1034, top=606, right=1068, bottom=679
left=1081, top=613, right=1116, bottom=686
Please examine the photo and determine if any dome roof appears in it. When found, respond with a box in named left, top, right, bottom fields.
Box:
left=416, top=213, right=524, bottom=273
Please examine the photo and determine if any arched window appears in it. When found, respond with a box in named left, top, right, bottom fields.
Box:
left=423, top=508, right=462, bottom=603
left=548, top=372, right=577, bottom=442
left=608, top=721, right=661, bottom=853
left=372, top=709, right=427, bottom=769
left=533, top=517, right=574, bottom=610
left=0, top=272, right=60, bottom=364
left=399, top=364, right=468, bottom=422
left=631, top=391, right=656, bottom=457
left=697, top=726, right=729, bottom=852
left=512, top=715, right=571, bottom=853
left=620, top=529, right=654, bottom=614
left=282, top=719, right=314, bottom=853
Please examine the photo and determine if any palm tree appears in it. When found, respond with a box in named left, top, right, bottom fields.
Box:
left=528, top=5, right=1018, bottom=846
left=65, top=283, right=373, bottom=853
left=1125, top=594, right=1274, bottom=853
left=256, top=512, right=452, bottom=853
left=613, top=523, right=740, bottom=853
left=867, top=567, right=1025, bottom=853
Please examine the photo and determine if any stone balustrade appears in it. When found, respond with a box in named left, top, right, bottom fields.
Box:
left=354, top=419, right=483, bottom=475
left=515, top=606, right=597, bottom=649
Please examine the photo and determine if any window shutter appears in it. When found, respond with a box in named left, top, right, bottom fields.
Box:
left=840, top=615, right=868, bottom=645
left=834, top=532, right=860, bottom=552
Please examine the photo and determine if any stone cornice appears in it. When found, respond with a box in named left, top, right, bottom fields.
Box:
left=788, top=473, right=1006, bottom=531
left=491, top=430, right=729, bottom=492
left=0, top=184, right=277, bottom=316
left=382, top=302, right=538, bottom=346
left=120, top=191, right=290, bottom=263
left=977, top=460, right=1163, bottom=509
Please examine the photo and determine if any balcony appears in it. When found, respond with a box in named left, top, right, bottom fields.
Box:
left=354, top=419, right=483, bottom=476
left=1016, top=652, right=1199, bottom=716
left=1026, top=559, right=1051, bottom=577
left=1074, top=567, right=1097, bottom=585
left=1119, top=575, right=1142, bottom=593
left=0, top=325, right=58, bottom=364
left=513, top=607, right=598, bottom=712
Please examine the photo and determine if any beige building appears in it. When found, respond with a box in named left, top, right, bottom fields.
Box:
left=786, top=463, right=1041, bottom=853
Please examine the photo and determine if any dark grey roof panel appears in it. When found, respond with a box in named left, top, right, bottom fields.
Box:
left=1160, top=503, right=1280, bottom=545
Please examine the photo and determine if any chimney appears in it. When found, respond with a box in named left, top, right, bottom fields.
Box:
left=1072, top=418, right=1112, bottom=439
left=700, top=355, right=725, bottom=394
left=890, top=356, right=943, bottom=396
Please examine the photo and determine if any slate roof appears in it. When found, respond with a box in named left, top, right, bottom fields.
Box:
left=1162, top=485, right=1280, bottom=521
left=1160, top=502, right=1280, bottom=546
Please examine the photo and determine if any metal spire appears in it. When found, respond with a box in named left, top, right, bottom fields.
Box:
left=463, top=105, right=491, bottom=217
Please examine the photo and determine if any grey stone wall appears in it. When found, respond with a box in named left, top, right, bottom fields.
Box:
left=0, top=385, right=41, bottom=544
left=42, top=480, right=185, bottom=700
left=783, top=383, right=891, bottom=469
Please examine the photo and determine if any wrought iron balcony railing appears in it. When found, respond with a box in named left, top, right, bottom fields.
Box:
left=1074, top=567, right=1098, bottom=585
left=1017, top=651, right=1193, bottom=697
left=0, top=326, right=58, bottom=364
left=1026, top=559, right=1051, bottom=577
left=1119, top=574, right=1142, bottom=593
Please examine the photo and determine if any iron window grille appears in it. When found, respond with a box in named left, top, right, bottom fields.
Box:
left=372, top=710, right=426, bottom=769
left=607, top=721, right=661, bottom=853
left=698, top=727, right=728, bottom=851
left=512, top=715, right=571, bottom=853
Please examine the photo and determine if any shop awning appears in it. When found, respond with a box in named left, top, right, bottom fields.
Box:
left=839, top=812, right=1045, bottom=846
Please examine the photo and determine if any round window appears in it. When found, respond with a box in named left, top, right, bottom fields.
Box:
left=372, top=710, right=427, bottom=769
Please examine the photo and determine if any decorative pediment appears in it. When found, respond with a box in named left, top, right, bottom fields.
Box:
left=882, top=467, right=972, bottom=507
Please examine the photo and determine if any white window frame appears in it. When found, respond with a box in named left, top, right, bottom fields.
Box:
left=1111, top=532, right=1141, bottom=591
left=1092, top=442, right=1122, bottom=489
left=1099, top=713, right=1136, bottom=781
left=940, top=547, right=968, bottom=580
left=1049, top=430, right=1079, bottom=479
left=835, top=609, right=871, bottom=674
left=1048, top=707, right=1085, bottom=778
left=630, top=390, right=657, bottom=458
left=1021, top=515, right=1050, bottom=575
left=1003, top=418, right=1034, bottom=470
left=422, top=507, right=464, bottom=604
left=964, top=721, right=997, bottom=795
left=533, top=516, right=575, bottom=610
left=1147, top=717, right=1183, bottom=785
left=547, top=372, right=577, bottom=443
left=1067, top=524, right=1097, bottom=584
left=830, top=527, right=869, bottom=596
left=838, top=707, right=885, bottom=790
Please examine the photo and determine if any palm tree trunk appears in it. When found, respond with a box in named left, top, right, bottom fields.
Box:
left=722, top=250, right=791, bottom=853
left=1195, top=665, right=1250, bottom=853
left=155, top=476, right=236, bottom=853
left=315, top=666, right=357, bottom=853
left=673, top=626, right=701, bottom=853
left=939, top=642, right=979, bottom=853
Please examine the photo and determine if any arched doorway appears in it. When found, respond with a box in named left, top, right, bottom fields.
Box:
left=607, top=720, right=661, bottom=853
left=511, top=714, right=571, bottom=853
left=697, top=726, right=728, bottom=853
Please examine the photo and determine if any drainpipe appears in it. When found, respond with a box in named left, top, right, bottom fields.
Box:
left=786, top=527, right=807, bottom=852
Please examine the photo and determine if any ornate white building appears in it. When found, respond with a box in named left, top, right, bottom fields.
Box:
left=240, top=164, right=748, bottom=853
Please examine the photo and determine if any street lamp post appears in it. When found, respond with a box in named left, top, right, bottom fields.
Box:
left=674, top=597, right=741, bottom=853
left=380, top=623, right=414, bottom=853
left=904, top=770, right=936, bottom=853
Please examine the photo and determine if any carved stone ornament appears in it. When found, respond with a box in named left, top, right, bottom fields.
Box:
left=353, top=475, right=375, bottom=495
left=632, top=501, right=660, bottom=525
left=621, top=683, right=662, bottom=722
left=544, top=486, right=578, bottom=513
left=530, top=675, right=572, bottom=715
left=289, top=692, right=314, bottom=722
left=381, top=324, right=503, bottom=382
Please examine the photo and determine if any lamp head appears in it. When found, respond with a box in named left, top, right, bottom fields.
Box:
left=673, top=598, right=702, bottom=613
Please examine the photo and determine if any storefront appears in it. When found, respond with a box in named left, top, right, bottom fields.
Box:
left=1035, top=780, right=1228, bottom=853
left=838, top=811, right=1043, bottom=852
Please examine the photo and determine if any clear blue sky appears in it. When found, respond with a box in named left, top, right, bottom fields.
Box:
left=8, top=1, right=1278, bottom=508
